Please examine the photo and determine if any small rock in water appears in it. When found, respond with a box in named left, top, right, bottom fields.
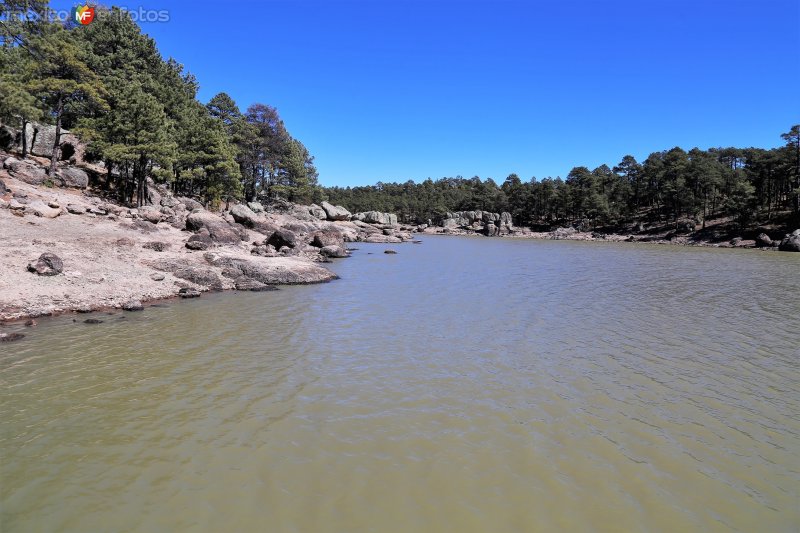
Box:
left=0, top=332, right=25, bottom=342
left=84, top=318, right=104, bottom=324
left=384, top=249, right=398, bottom=254
left=178, top=287, right=201, bottom=298
left=24, top=319, right=37, bottom=327
left=122, top=300, right=144, bottom=311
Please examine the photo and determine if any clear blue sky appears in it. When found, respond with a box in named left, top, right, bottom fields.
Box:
left=54, top=0, right=800, bottom=187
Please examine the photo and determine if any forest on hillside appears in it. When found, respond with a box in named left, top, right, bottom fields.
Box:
left=1, top=2, right=797, bottom=231
left=326, top=132, right=800, bottom=229
left=1, top=2, right=321, bottom=207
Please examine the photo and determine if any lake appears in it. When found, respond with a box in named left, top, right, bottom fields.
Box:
left=1, top=237, right=799, bottom=532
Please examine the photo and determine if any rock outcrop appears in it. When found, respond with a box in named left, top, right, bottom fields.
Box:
left=55, top=167, right=89, bottom=189
left=321, top=201, right=351, bottom=221
left=778, top=229, right=800, bottom=252
left=3, top=157, right=47, bottom=185
left=437, top=210, right=514, bottom=236
left=186, top=211, right=242, bottom=244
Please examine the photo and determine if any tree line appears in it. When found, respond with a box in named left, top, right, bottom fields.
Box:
left=0, top=2, right=321, bottom=207
left=2, top=3, right=797, bottom=230
left=325, top=129, right=799, bottom=229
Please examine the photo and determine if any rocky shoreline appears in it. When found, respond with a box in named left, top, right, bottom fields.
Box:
left=0, top=155, right=419, bottom=328
left=2, top=153, right=798, bottom=334
left=418, top=209, right=800, bottom=251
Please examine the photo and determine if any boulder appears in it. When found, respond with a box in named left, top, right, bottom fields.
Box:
left=143, top=241, right=170, bottom=252
left=778, top=230, right=800, bottom=252
left=160, top=195, right=181, bottom=209
left=122, top=300, right=144, bottom=311
left=172, top=266, right=223, bottom=290
left=3, top=156, right=47, bottom=185
left=150, top=273, right=166, bottom=281
left=234, top=276, right=277, bottom=291
left=730, top=237, right=743, bottom=247
left=178, top=196, right=204, bottom=211
left=755, top=233, right=773, bottom=247
left=311, top=227, right=344, bottom=248
left=267, top=228, right=298, bottom=249
left=0, top=178, right=7, bottom=195
left=186, top=230, right=213, bottom=250
left=178, top=287, right=201, bottom=298
left=138, top=206, right=163, bottom=224
left=321, top=201, right=351, bottom=221
left=550, top=227, right=577, bottom=240
left=500, top=212, right=513, bottom=226
left=309, top=203, right=327, bottom=220
left=363, top=234, right=402, bottom=243
left=247, top=201, right=265, bottom=213
left=676, top=219, right=697, bottom=234
left=229, top=204, right=260, bottom=227
left=204, top=253, right=338, bottom=284
left=320, top=245, right=348, bottom=258
left=55, top=167, right=88, bottom=189
left=26, top=199, right=61, bottom=218
left=485, top=222, right=499, bottom=236
left=66, top=204, right=86, bottom=215
left=186, top=211, right=241, bottom=244
left=27, top=252, right=63, bottom=276
left=146, top=186, right=161, bottom=206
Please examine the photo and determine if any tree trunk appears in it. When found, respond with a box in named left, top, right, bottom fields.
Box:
left=48, top=93, right=63, bottom=177
left=20, top=117, right=28, bottom=159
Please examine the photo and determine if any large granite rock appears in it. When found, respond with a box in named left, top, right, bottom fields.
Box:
left=311, top=227, right=344, bottom=248
left=230, top=204, right=260, bottom=227
left=55, top=167, right=88, bottom=189
left=186, top=211, right=241, bottom=244
left=267, top=228, right=298, bottom=249
left=247, top=201, right=265, bottom=213
left=321, top=201, right=351, bottom=221
left=755, top=233, right=773, bottom=247
left=204, top=254, right=338, bottom=284
left=138, top=205, right=163, bottom=224
left=309, top=203, right=327, bottom=220
left=778, top=229, right=800, bottom=252
left=26, top=199, right=61, bottom=218
left=173, top=266, right=223, bottom=290
left=320, top=245, right=348, bottom=258
left=3, top=156, right=47, bottom=185
left=178, top=197, right=204, bottom=211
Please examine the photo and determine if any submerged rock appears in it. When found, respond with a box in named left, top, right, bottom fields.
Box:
left=122, top=300, right=144, bottom=311
left=178, top=287, right=201, bottom=298
left=0, top=332, right=25, bottom=342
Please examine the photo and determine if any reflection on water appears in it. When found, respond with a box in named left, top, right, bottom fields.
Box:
left=1, top=237, right=799, bottom=532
